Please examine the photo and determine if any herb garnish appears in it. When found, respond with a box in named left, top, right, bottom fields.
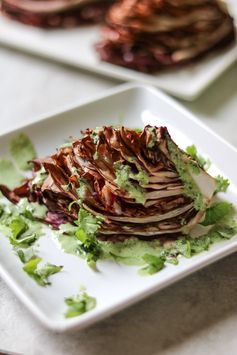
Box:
left=0, top=198, right=63, bottom=286
left=201, top=202, right=234, bottom=226
left=9, top=133, right=36, bottom=171
left=215, top=175, right=230, bottom=194
left=58, top=207, right=104, bottom=269
left=23, top=257, right=63, bottom=286
left=74, top=208, right=104, bottom=269
left=64, top=287, right=96, bottom=318
left=0, top=160, right=24, bottom=189
left=139, top=254, right=165, bottom=275
left=186, top=144, right=211, bottom=170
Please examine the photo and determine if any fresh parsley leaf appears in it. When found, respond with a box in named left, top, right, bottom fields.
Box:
left=186, top=145, right=198, bottom=158
left=76, top=208, right=104, bottom=236
left=215, top=175, right=230, bottom=194
left=210, top=221, right=237, bottom=241
left=23, top=257, right=63, bottom=286
left=0, top=201, right=45, bottom=248
left=0, top=159, right=24, bottom=189
left=74, top=208, right=104, bottom=269
left=139, top=254, right=165, bottom=275
left=201, top=202, right=234, bottom=226
left=186, top=145, right=211, bottom=170
left=10, top=233, right=37, bottom=248
left=175, top=239, right=191, bottom=258
left=75, top=228, right=101, bottom=270
left=64, top=289, right=96, bottom=318
left=9, top=133, right=36, bottom=171
left=16, top=248, right=35, bottom=263
left=23, top=257, right=43, bottom=285
left=189, top=235, right=211, bottom=254
left=165, top=255, right=179, bottom=265
left=0, top=200, right=61, bottom=287
left=38, top=263, right=63, bottom=280
left=9, top=217, right=28, bottom=238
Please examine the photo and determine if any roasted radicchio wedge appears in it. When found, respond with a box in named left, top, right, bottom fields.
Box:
left=1, top=0, right=114, bottom=28
left=0, top=126, right=217, bottom=241
left=96, top=0, right=236, bottom=72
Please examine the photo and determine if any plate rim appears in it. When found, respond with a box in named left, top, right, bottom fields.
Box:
left=0, top=83, right=237, bottom=332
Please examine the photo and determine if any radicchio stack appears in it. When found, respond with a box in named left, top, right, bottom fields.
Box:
left=1, top=0, right=114, bottom=28
left=0, top=126, right=218, bottom=241
left=96, top=0, right=236, bottom=72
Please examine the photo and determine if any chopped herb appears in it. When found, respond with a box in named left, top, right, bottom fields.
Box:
left=215, top=175, right=230, bottom=194
left=139, top=254, right=165, bottom=275
left=38, top=263, right=63, bottom=281
left=57, top=208, right=104, bottom=269
left=23, top=257, right=63, bottom=286
left=0, top=159, right=24, bottom=189
left=186, top=145, right=211, bottom=170
left=74, top=208, right=104, bottom=269
left=76, top=208, right=104, bottom=236
left=0, top=200, right=45, bottom=250
left=10, top=233, right=37, bottom=248
left=189, top=235, right=211, bottom=254
left=9, top=133, right=36, bottom=171
left=58, top=231, right=80, bottom=256
left=16, top=247, right=35, bottom=263
left=64, top=288, right=96, bottom=318
left=9, top=217, right=28, bottom=239
left=211, top=224, right=237, bottom=240
left=201, top=202, right=234, bottom=226
left=175, top=239, right=191, bottom=258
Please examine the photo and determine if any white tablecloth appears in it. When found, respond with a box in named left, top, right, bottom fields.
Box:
left=0, top=46, right=237, bottom=355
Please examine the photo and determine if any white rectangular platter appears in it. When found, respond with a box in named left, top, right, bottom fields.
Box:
left=0, top=0, right=237, bottom=100
left=0, top=84, right=237, bottom=332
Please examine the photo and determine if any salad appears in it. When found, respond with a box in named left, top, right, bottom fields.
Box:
left=0, top=126, right=236, bottom=316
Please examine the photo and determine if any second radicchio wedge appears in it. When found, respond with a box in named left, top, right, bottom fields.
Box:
left=0, top=126, right=217, bottom=240
left=96, top=0, right=236, bottom=72
left=1, top=0, right=114, bottom=28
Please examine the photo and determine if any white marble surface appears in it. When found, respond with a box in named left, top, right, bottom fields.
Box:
left=0, top=46, right=237, bottom=355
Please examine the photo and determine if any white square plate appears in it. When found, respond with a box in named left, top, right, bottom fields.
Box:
left=0, top=0, right=237, bottom=100
left=0, top=83, right=237, bottom=332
